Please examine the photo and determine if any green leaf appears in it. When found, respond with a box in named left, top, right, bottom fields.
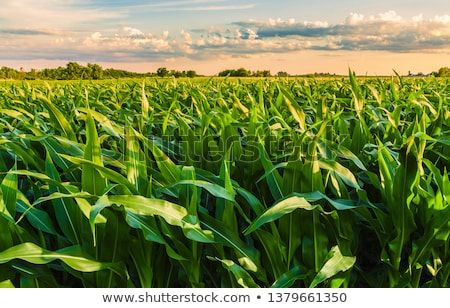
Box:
left=389, top=146, right=419, bottom=270
left=0, top=189, right=14, bottom=223
left=244, top=196, right=317, bottom=235
left=164, top=180, right=235, bottom=202
left=141, top=81, right=151, bottom=120
left=0, top=140, right=45, bottom=172
left=59, top=154, right=139, bottom=194
left=96, top=209, right=130, bottom=287
left=45, top=151, right=82, bottom=245
left=0, top=243, right=126, bottom=278
left=129, top=237, right=154, bottom=287
left=318, top=159, right=361, bottom=189
left=1, top=164, right=18, bottom=219
left=310, top=245, right=356, bottom=288
left=279, top=85, right=305, bottom=131
left=210, top=257, right=260, bottom=288
left=42, top=136, right=83, bottom=182
left=125, top=126, right=148, bottom=195
left=410, top=205, right=450, bottom=265
left=282, top=157, right=303, bottom=195
left=0, top=215, right=14, bottom=251
left=37, top=93, right=77, bottom=141
left=32, top=191, right=94, bottom=206
left=135, top=130, right=181, bottom=184
left=94, top=195, right=214, bottom=243
left=294, top=191, right=365, bottom=210
left=254, top=229, right=286, bottom=279
left=0, top=280, right=15, bottom=288
left=82, top=111, right=107, bottom=196
left=257, top=143, right=284, bottom=201
left=125, top=212, right=186, bottom=260
left=200, top=213, right=259, bottom=273
left=349, top=69, right=364, bottom=115
left=16, top=193, right=58, bottom=235
left=377, top=141, right=397, bottom=206
left=234, top=186, right=265, bottom=216
left=272, top=265, right=309, bottom=288
left=77, top=107, right=122, bottom=138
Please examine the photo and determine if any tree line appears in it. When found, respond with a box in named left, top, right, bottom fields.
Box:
left=0, top=62, right=199, bottom=80
left=0, top=63, right=284, bottom=80
left=1, top=62, right=450, bottom=80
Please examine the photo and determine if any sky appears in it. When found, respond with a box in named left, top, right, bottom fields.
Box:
left=1, top=0, right=450, bottom=75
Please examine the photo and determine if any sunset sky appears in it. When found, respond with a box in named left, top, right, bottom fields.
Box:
left=1, top=0, right=449, bottom=75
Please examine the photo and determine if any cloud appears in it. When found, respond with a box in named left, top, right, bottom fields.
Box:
left=81, top=27, right=175, bottom=61
left=231, top=11, right=450, bottom=52
left=1, top=9, right=450, bottom=66
left=0, top=29, right=55, bottom=36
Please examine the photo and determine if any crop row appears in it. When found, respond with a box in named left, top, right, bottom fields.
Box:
left=0, top=73, right=448, bottom=287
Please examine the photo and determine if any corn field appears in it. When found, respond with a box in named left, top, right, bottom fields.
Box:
left=0, top=72, right=449, bottom=288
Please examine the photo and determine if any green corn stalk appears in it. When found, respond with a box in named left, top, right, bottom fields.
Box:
left=0, top=75, right=448, bottom=288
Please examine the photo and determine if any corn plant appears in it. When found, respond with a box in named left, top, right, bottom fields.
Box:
left=0, top=74, right=448, bottom=288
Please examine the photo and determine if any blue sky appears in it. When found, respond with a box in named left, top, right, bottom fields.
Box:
left=1, top=0, right=449, bottom=75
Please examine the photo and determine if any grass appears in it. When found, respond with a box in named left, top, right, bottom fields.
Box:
left=0, top=73, right=448, bottom=287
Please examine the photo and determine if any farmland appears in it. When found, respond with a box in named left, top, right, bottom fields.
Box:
left=0, top=73, right=448, bottom=288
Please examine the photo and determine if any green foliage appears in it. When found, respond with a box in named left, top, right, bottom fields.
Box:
left=437, top=67, right=450, bottom=77
left=0, top=63, right=199, bottom=80
left=218, top=68, right=251, bottom=77
left=0, top=75, right=448, bottom=288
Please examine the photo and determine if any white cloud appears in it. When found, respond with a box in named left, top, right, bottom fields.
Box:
left=90, top=32, right=103, bottom=41
left=120, top=27, right=145, bottom=37
left=345, top=13, right=365, bottom=25
left=377, top=10, right=402, bottom=22
left=433, top=14, right=450, bottom=23
left=1, top=9, right=450, bottom=66
left=231, top=11, right=450, bottom=52
left=181, top=30, right=192, bottom=42
left=412, top=14, right=424, bottom=22
left=82, top=27, right=174, bottom=54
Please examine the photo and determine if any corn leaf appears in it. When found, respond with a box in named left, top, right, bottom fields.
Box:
left=310, top=245, right=356, bottom=288
left=244, top=196, right=317, bottom=235
left=0, top=243, right=126, bottom=278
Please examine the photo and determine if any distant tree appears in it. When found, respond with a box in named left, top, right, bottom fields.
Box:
left=252, top=70, right=271, bottom=77
left=18, top=67, right=26, bottom=79
left=87, top=63, right=103, bottom=79
left=170, top=69, right=182, bottom=78
left=235, top=68, right=250, bottom=77
left=103, top=67, right=142, bottom=79
left=157, top=67, right=169, bottom=77
left=55, top=66, right=68, bottom=80
left=438, top=67, right=450, bottom=77
left=186, top=70, right=197, bottom=78
left=25, top=68, right=38, bottom=80
left=104, top=68, right=122, bottom=79
left=0, top=66, right=18, bottom=79
left=38, top=68, right=54, bottom=79
left=218, top=68, right=251, bottom=77
left=218, top=69, right=231, bottom=77
left=277, top=71, right=289, bottom=77
left=66, top=62, right=83, bottom=79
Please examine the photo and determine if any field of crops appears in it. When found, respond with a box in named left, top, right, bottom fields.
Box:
left=0, top=72, right=448, bottom=288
